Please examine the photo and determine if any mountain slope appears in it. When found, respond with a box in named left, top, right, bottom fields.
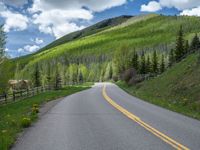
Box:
left=1, top=14, right=200, bottom=92
left=118, top=53, right=200, bottom=119
left=37, top=15, right=132, bottom=53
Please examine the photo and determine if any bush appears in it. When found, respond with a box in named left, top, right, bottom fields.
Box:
left=32, top=104, right=39, bottom=113
left=128, top=77, right=137, bottom=86
left=33, top=104, right=39, bottom=108
left=32, top=107, right=39, bottom=113
left=112, top=76, right=118, bottom=82
left=21, top=117, right=31, bottom=128
left=122, top=68, right=137, bottom=84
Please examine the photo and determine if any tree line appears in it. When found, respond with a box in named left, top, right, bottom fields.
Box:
left=12, top=25, right=200, bottom=89
left=113, top=25, right=200, bottom=85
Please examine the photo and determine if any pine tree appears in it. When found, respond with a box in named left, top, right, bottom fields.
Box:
left=146, top=55, right=151, bottom=73
left=78, top=70, right=83, bottom=83
left=190, top=33, right=200, bottom=52
left=109, top=63, right=113, bottom=79
left=140, top=51, right=146, bottom=74
left=131, top=50, right=139, bottom=71
left=160, top=54, right=165, bottom=73
left=175, top=25, right=184, bottom=61
left=152, top=51, right=158, bottom=74
left=34, top=63, right=40, bottom=87
left=168, top=49, right=175, bottom=67
left=184, top=40, right=189, bottom=55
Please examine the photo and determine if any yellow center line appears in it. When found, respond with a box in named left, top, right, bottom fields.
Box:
left=102, top=85, right=190, bottom=150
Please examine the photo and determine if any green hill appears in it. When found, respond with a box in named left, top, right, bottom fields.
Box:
left=1, top=14, right=200, bottom=92
left=37, top=15, right=132, bottom=53
left=118, top=53, right=200, bottom=119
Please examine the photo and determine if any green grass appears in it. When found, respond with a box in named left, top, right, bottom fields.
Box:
left=0, top=85, right=91, bottom=150
left=117, top=53, right=200, bottom=120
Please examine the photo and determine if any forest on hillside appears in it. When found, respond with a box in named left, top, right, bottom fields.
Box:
left=1, top=15, right=200, bottom=94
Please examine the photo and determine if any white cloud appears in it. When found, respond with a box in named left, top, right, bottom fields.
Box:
left=18, top=45, right=40, bottom=53
left=180, top=6, right=200, bottom=16
left=141, top=0, right=200, bottom=13
left=159, top=0, right=200, bottom=10
left=141, top=1, right=161, bottom=12
left=35, top=38, right=44, bottom=45
left=31, top=8, right=92, bottom=38
left=28, top=0, right=127, bottom=38
left=53, top=23, right=85, bottom=39
left=0, top=10, right=29, bottom=32
left=29, top=0, right=127, bottom=13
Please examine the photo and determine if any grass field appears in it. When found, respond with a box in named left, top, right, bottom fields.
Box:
left=0, top=84, right=91, bottom=150
left=117, top=53, right=200, bottom=120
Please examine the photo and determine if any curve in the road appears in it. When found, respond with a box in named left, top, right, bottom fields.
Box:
left=102, top=85, right=190, bottom=150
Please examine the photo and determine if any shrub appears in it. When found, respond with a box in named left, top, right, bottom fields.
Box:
left=21, top=117, right=31, bottom=128
left=33, top=104, right=39, bottom=108
left=128, top=77, right=137, bottom=86
left=32, top=107, right=39, bottom=113
left=32, top=104, right=39, bottom=113
left=122, top=68, right=137, bottom=84
left=112, top=76, right=118, bottom=82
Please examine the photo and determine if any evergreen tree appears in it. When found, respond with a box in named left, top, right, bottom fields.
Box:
left=0, top=25, right=6, bottom=59
left=34, top=63, right=41, bottom=87
left=131, top=50, right=139, bottom=71
left=140, top=51, right=146, bottom=74
left=152, top=51, right=158, bottom=74
left=168, top=49, right=175, bottom=67
left=146, top=55, right=151, bottom=73
left=109, top=63, right=113, bottom=79
left=160, top=54, right=165, bottom=73
left=175, top=25, right=184, bottom=61
left=184, top=40, right=189, bottom=54
left=190, top=33, right=200, bottom=52
left=78, top=70, right=83, bottom=83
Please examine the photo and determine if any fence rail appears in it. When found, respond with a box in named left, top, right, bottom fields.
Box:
left=0, top=85, right=57, bottom=104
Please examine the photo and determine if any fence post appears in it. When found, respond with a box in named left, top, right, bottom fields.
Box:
left=27, top=89, right=29, bottom=97
left=20, top=90, right=22, bottom=97
left=4, top=92, right=7, bottom=103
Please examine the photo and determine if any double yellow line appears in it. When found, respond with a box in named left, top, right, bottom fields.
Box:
left=102, top=85, right=189, bottom=150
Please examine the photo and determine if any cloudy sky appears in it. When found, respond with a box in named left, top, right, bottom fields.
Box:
left=0, top=0, right=200, bottom=58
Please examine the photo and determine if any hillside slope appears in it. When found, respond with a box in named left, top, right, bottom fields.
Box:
left=118, top=53, right=200, bottom=119
left=1, top=14, right=200, bottom=92
left=38, top=15, right=132, bottom=52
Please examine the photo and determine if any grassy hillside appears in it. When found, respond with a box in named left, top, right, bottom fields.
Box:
left=1, top=14, right=200, bottom=92
left=118, top=53, right=200, bottom=119
left=38, top=15, right=132, bottom=53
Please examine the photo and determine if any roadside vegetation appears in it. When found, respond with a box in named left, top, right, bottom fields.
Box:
left=117, top=53, right=200, bottom=120
left=116, top=24, right=200, bottom=120
left=0, top=84, right=91, bottom=150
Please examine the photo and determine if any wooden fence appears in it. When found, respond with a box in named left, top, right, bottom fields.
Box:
left=0, top=85, right=56, bottom=104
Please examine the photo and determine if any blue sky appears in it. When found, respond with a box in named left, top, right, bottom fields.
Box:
left=0, top=0, right=199, bottom=58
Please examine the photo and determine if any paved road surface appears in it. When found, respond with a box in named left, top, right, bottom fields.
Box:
left=12, top=83, right=200, bottom=150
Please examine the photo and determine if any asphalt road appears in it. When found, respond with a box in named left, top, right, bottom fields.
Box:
left=12, top=83, right=200, bottom=150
